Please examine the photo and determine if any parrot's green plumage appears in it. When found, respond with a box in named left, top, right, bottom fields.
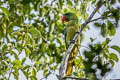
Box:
left=62, top=12, right=80, bottom=76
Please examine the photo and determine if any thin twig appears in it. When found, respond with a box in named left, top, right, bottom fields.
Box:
left=80, top=45, right=90, bottom=50
left=88, top=15, right=112, bottom=23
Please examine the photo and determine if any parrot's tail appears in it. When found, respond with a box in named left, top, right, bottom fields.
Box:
left=66, top=47, right=78, bottom=76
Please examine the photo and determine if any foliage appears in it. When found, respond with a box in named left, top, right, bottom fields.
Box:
left=0, top=0, right=120, bottom=80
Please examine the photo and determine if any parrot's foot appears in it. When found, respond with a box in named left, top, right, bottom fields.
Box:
left=70, top=40, right=79, bottom=46
left=70, top=40, right=75, bottom=44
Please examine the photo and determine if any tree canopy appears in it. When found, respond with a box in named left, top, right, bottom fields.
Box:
left=0, top=0, right=120, bottom=80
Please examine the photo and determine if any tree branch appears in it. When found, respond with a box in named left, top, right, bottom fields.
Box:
left=60, top=0, right=106, bottom=79
left=88, top=15, right=112, bottom=23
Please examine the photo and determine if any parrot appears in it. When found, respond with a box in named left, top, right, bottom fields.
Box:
left=62, top=12, right=81, bottom=76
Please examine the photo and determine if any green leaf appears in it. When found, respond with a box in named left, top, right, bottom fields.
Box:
left=35, top=61, right=41, bottom=64
left=2, top=44, right=7, bottom=51
left=12, top=72, right=18, bottom=80
left=30, top=76, right=37, bottom=80
left=43, top=69, right=48, bottom=76
left=22, top=57, right=26, bottom=64
left=107, top=21, right=116, bottom=36
left=12, top=60, right=21, bottom=64
left=0, top=7, right=9, bottom=17
left=110, top=0, right=116, bottom=4
left=24, top=47, right=31, bottom=57
left=22, top=65, right=31, bottom=70
left=109, top=53, right=118, bottom=62
left=12, top=67, right=18, bottom=73
left=80, top=3, right=86, bottom=15
left=0, top=2, right=3, bottom=5
left=22, top=0, right=31, bottom=4
left=35, top=65, right=40, bottom=71
left=34, top=0, right=41, bottom=11
left=50, top=66, right=56, bottom=70
left=118, top=0, right=120, bottom=3
left=103, top=11, right=111, bottom=17
left=101, top=23, right=107, bottom=37
left=59, top=0, right=63, bottom=9
left=9, top=50, right=18, bottom=59
left=102, top=38, right=110, bottom=46
left=17, top=43, right=22, bottom=52
left=109, top=60, right=114, bottom=67
left=103, top=52, right=109, bottom=59
left=32, top=68, right=36, bottom=76
left=111, top=45, right=120, bottom=53
left=94, top=22, right=101, bottom=27
left=67, top=0, right=72, bottom=6
left=90, top=37, right=96, bottom=42
left=12, top=60, right=22, bottom=68
left=29, top=28, right=41, bottom=39
left=49, top=22, right=55, bottom=34
left=1, top=60, right=8, bottom=66
left=0, top=30, right=4, bottom=40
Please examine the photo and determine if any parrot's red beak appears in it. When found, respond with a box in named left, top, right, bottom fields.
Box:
left=62, top=16, right=66, bottom=22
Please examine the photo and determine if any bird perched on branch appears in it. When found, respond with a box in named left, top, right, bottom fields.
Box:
left=62, top=12, right=81, bottom=76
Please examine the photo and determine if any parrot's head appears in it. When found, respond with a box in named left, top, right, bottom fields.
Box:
left=62, top=12, right=78, bottom=23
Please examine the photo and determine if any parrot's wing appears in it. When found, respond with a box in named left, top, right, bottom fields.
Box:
left=64, top=28, right=68, bottom=49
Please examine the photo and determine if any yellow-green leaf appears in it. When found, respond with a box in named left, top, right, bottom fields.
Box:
left=22, top=65, right=31, bottom=70
left=2, top=44, right=7, bottom=51
left=118, top=0, right=120, bottom=3
left=22, top=57, right=26, bottom=64
left=107, top=21, right=116, bottom=36
left=109, top=53, right=118, bottom=62
left=9, top=50, right=18, bottom=59
left=94, top=22, right=101, bottom=27
left=35, top=61, right=41, bottom=64
left=101, top=23, right=107, bottom=37
left=32, top=68, right=36, bottom=76
left=111, top=45, right=120, bottom=53
left=29, top=28, right=41, bottom=39
left=109, top=60, right=114, bottom=67
left=0, top=7, right=9, bottom=17
left=12, top=60, right=22, bottom=68
left=110, top=0, right=116, bottom=4
left=25, top=47, right=31, bottom=57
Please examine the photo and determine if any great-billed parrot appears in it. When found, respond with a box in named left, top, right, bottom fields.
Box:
left=62, top=12, right=81, bottom=76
